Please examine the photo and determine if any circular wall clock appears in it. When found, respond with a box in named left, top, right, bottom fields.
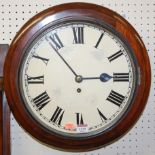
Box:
left=4, top=3, right=151, bottom=151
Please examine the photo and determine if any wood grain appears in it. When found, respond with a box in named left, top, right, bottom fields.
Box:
left=4, top=3, right=151, bottom=151
left=0, top=45, right=10, bottom=155
left=0, top=45, right=8, bottom=91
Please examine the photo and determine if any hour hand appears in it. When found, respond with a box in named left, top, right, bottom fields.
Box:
left=75, top=73, right=112, bottom=83
left=80, top=73, right=130, bottom=83
left=99, top=73, right=112, bottom=82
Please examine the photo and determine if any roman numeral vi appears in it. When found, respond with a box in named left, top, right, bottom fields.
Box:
left=76, top=113, right=84, bottom=125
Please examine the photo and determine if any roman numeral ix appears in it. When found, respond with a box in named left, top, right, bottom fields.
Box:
left=27, top=75, right=44, bottom=84
left=50, top=106, right=64, bottom=126
left=33, top=91, right=50, bottom=110
left=73, top=27, right=84, bottom=44
left=106, top=90, right=125, bottom=106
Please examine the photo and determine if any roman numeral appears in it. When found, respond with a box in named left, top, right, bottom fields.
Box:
left=108, top=50, right=123, bottom=62
left=49, top=33, right=64, bottom=51
left=73, top=27, right=84, bottom=44
left=32, top=54, right=49, bottom=65
left=50, top=106, right=64, bottom=126
left=27, top=75, right=44, bottom=84
left=95, top=33, right=104, bottom=48
left=113, top=73, right=129, bottom=82
left=97, top=108, right=107, bottom=122
left=76, top=113, right=84, bottom=125
left=107, top=90, right=125, bottom=106
left=33, top=91, right=50, bottom=110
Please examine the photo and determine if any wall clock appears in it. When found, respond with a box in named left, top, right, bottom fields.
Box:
left=4, top=2, right=151, bottom=151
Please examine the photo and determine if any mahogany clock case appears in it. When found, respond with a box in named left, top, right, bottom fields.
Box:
left=3, top=3, right=151, bottom=151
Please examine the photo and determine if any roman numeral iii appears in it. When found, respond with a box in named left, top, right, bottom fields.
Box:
left=107, top=90, right=125, bottom=106
left=72, top=27, right=84, bottom=44
left=33, top=91, right=50, bottom=110
left=113, top=73, right=129, bottom=82
left=50, top=106, right=64, bottom=126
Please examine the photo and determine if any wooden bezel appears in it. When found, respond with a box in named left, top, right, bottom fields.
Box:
left=4, top=3, right=151, bottom=151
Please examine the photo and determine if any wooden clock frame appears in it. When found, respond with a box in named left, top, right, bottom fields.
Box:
left=1, top=3, right=151, bottom=152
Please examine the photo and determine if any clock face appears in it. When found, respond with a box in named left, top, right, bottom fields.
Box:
left=19, top=20, right=137, bottom=138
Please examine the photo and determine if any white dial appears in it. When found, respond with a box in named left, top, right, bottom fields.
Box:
left=20, top=21, right=136, bottom=137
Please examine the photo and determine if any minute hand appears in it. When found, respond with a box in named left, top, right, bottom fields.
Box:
left=46, top=37, right=77, bottom=77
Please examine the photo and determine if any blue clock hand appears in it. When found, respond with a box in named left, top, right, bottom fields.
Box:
left=76, top=73, right=112, bottom=83
left=99, top=73, right=112, bottom=82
